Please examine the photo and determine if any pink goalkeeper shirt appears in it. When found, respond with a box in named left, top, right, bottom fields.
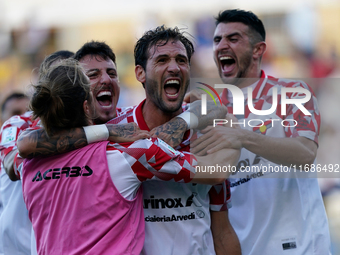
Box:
left=22, top=138, right=197, bottom=255
left=23, top=141, right=144, bottom=255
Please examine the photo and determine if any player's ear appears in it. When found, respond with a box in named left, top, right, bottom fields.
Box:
left=253, top=41, right=266, bottom=60
left=83, top=100, right=93, bottom=124
left=135, top=65, right=146, bottom=84
left=84, top=100, right=90, bottom=113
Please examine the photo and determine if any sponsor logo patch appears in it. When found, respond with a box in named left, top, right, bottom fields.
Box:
left=1, top=127, right=17, bottom=145
left=32, top=165, right=93, bottom=182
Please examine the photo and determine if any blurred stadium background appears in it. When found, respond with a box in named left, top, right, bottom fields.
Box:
left=0, top=0, right=339, bottom=253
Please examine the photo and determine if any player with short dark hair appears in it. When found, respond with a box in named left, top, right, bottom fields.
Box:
left=73, top=41, right=120, bottom=124
left=16, top=27, right=241, bottom=255
left=119, top=25, right=240, bottom=255
left=1, top=93, right=30, bottom=126
left=191, top=9, right=331, bottom=255
left=22, top=57, right=233, bottom=254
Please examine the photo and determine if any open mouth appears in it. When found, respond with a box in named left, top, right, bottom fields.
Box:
left=96, top=91, right=113, bottom=108
left=164, top=79, right=180, bottom=98
left=220, top=56, right=236, bottom=73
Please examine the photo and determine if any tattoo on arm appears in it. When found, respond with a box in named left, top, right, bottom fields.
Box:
left=18, top=128, right=87, bottom=158
left=107, top=123, right=138, bottom=140
left=151, top=118, right=187, bottom=148
left=19, top=123, right=150, bottom=158
left=106, top=123, right=149, bottom=142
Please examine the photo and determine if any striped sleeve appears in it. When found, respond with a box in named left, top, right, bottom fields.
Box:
left=107, top=137, right=197, bottom=183
left=0, top=113, right=33, bottom=162
left=209, top=179, right=232, bottom=211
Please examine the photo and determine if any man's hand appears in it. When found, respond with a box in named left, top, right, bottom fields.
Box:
left=183, top=89, right=202, bottom=103
left=150, top=117, right=187, bottom=148
left=107, top=123, right=150, bottom=143
left=188, top=100, right=228, bottom=130
left=191, top=114, right=243, bottom=156
left=191, top=113, right=318, bottom=166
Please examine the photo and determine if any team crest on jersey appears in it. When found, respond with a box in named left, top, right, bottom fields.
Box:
left=158, top=138, right=177, bottom=155
left=1, top=126, right=17, bottom=144
left=253, top=119, right=272, bottom=135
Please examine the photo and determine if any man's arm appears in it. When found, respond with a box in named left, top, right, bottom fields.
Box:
left=191, top=125, right=317, bottom=166
left=183, top=88, right=202, bottom=104
left=150, top=100, right=228, bottom=148
left=17, top=123, right=149, bottom=158
left=211, top=210, right=241, bottom=255
left=116, top=137, right=238, bottom=185
left=191, top=82, right=320, bottom=167
left=0, top=114, right=32, bottom=180
left=17, top=100, right=226, bottom=158
left=148, top=117, right=188, bottom=149
left=2, top=150, right=22, bottom=181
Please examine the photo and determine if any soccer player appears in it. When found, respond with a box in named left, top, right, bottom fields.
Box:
left=129, top=25, right=240, bottom=255
left=0, top=93, right=30, bottom=127
left=0, top=92, right=30, bottom=253
left=17, top=27, right=241, bottom=254
left=22, top=58, right=234, bottom=254
left=1, top=44, right=151, bottom=254
left=73, top=41, right=121, bottom=124
left=0, top=51, right=74, bottom=255
left=191, top=9, right=331, bottom=254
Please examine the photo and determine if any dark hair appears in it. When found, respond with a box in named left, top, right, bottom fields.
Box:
left=215, top=9, right=266, bottom=44
left=134, top=25, right=195, bottom=70
left=1, top=93, right=29, bottom=113
left=31, top=59, right=92, bottom=136
left=38, top=50, right=74, bottom=79
left=74, top=41, right=116, bottom=64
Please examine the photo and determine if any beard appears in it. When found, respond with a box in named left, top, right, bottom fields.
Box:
left=145, top=77, right=189, bottom=114
left=220, top=49, right=253, bottom=86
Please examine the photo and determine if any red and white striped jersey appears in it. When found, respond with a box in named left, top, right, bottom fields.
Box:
left=0, top=111, right=38, bottom=178
left=0, top=111, right=38, bottom=254
left=105, top=137, right=197, bottom=200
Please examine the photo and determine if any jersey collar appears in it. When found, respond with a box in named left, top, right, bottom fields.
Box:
left=132, top=99, right=190, bottom=142
left=133, top=99, right=150, bottom=131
